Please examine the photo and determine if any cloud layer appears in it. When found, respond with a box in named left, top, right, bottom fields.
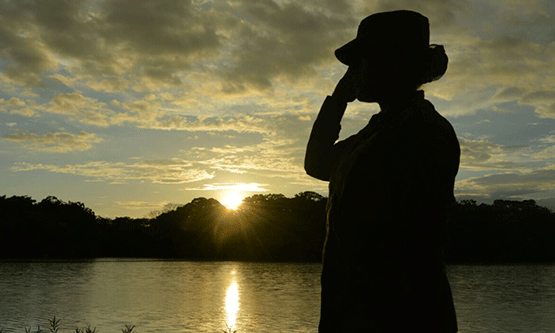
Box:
left=12, top=159, right=214, bottom=184
left=2, top=0, right=555, bottom=216
left=4, top=131, right=104, bottom=152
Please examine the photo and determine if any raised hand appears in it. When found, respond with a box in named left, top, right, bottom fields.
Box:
left=332, top=66, right=358, bottom=104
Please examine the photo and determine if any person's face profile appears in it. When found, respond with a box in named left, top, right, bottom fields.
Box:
left=348, top=52, right=391, bottom=103
left=348, top=42, right=420, bottom=103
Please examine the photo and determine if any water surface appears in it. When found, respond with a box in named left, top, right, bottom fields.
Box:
left=1, top=260, right=555, bottom=332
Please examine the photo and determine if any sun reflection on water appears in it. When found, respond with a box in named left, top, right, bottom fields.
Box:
left=225, top=271, right=240, bottom=329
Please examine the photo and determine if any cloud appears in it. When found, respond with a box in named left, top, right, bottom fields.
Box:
left=11, top=159, right=214, bottom=184
left=457, top=136, right=533, bottom=171
left=100, top=0, right=220, bottom=57
left=473, top=36, right=553, bottom=85
left=149, top=114, right=271, bottom=133
left=492, top=87, right=555, bottom=119
left=3, top=131, right=104, bottom=152
left=42, top=92, right=118, bottom=127
left=0, top=1, right=58, bottom=86
left=366, top=0, right=468, bottom=30
left=115, top=200, right=171, bottom=211
left=417, top=2, right=555, bottom=117
left=119, top=98, right=166, bottom=125
left=456, top=165, right=555, bottom=200
left=0, top=0, right=552, bottom=112
left=0, top=98, right=39, bottom=117
left=2, top=90, right=283, bottom=134
left=469, top=36, right=552, bottom=112
left=540, top=134, right=555, bottom=144
left=492, top=86, right=526, bottom=102
left=5, top=97, right=26, bottom=107
left=86, top=77, right=130, bottom=93
left=187, top=137, right=306, bottom=178
left=0, top=92, right=123, bottom=127
left=2, top=0, right=555, bottom=210
left=0, top=0, right=222, bottom=88
left=186, top=182, right=268, bottom=192
left=0, top=0, right=356, bottom=93
left=518, top=90, right=555, bottom=118
left=218, top=0, right=354, bottom=91
left=455, top=132, right=555, bottom=200
left=167, top=110, right=336, bottom=180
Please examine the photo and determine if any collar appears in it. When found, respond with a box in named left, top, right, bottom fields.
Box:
left=371, top=90, right=425, bottom=124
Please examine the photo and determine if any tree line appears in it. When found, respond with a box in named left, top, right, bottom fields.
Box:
left=1, top=194, right=554, bottom=263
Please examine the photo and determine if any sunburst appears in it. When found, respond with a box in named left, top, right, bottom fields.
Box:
left=221, top=191, right=244, bottom=210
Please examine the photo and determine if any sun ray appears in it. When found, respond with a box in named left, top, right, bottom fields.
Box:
left=221, top=191, right=244, bottom=210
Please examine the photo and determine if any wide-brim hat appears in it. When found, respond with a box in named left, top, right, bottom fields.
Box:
left=335, top=10, right=447, bottom=83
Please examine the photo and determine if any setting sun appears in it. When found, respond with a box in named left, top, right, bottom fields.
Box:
left=221, top=191, right=244, bottom=211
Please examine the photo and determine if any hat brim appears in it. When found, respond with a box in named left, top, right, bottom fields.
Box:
left=335, top=39, right=361, bottom=66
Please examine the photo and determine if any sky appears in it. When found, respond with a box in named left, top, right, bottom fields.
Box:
left=1, top=0, right=555, bottom=218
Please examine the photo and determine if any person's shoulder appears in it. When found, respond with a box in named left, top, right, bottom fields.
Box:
left=405, top=99, right=460, bottom=158
left=418, top=99, right=457, bottom=137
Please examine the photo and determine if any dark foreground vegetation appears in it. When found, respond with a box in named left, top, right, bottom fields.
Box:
left=0, top=317, right=137, bottom=333
left=0, top=316, right=237, bottom=333
left=1, top=193, right=555, bottom=263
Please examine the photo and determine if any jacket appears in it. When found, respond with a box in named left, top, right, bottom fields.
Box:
left=305, top=91, right=459, bottom=332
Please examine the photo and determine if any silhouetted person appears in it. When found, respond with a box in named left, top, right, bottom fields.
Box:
left=305, top=10, right=459, bottom=332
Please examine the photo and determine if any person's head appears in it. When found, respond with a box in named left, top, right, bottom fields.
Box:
left=335, top=10, right=448, bottom=103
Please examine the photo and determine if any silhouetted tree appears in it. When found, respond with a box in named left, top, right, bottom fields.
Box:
left=0, top=195, right=37, bottom=257
left=1, top=194, right=555, bottom=262
left=0, top=195, right=97, bottom=258
left=151, top=197, right=227, bottom=258
left=446, top=199, right=555, bottom=263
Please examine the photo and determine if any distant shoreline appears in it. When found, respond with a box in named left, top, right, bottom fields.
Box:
left=2, top=194, right=555, bottom=263
left=2, top=258, right=555, bottom=265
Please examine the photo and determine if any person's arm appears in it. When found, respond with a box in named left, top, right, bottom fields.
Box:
left=304, top=96, right=347, bottom=181
left=304, top=68, right=357, bottom=181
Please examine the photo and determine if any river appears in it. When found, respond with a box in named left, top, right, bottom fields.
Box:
left=1, top=260, right=554, bottom=332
